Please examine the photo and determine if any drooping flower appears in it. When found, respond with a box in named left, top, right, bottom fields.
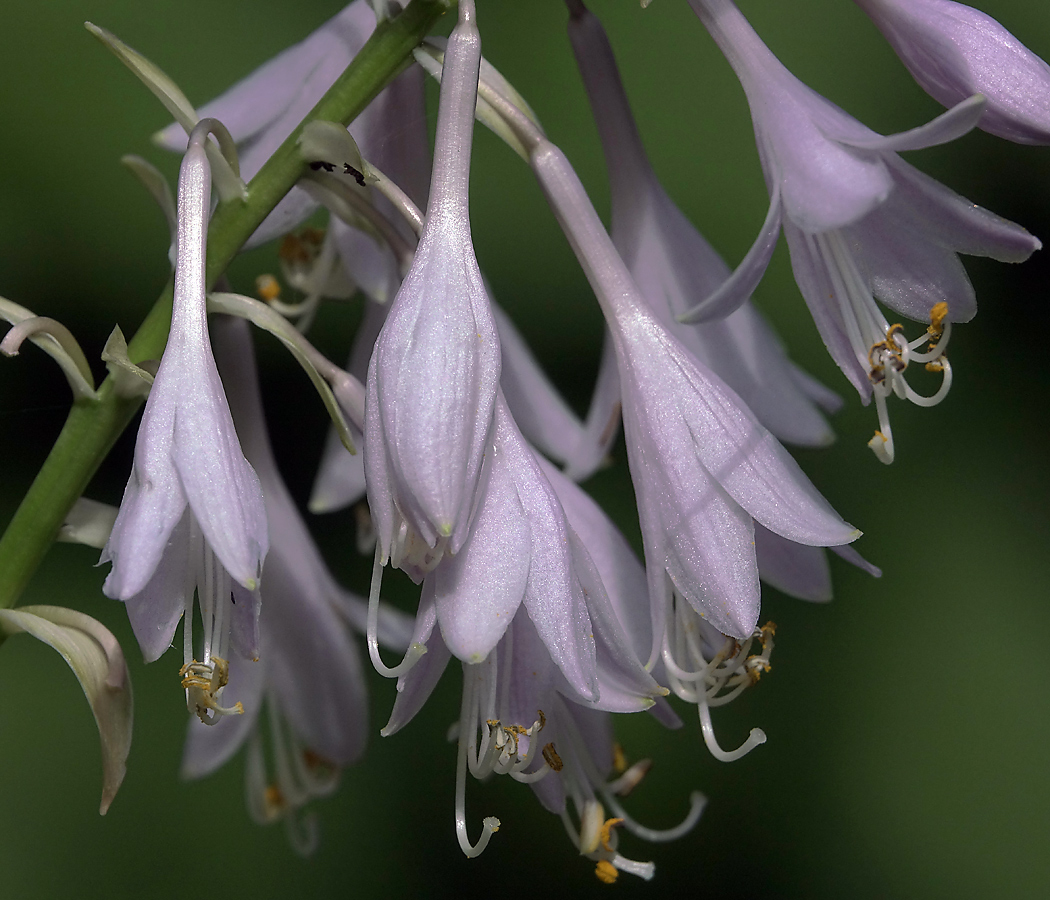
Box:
left=684, top=0, right=1041, bottom=461
left=382, top=583, right=683, bottom=872
left=101, top=122, right=268, bottom=723
left=364, top=0, right=500, bottom=573
left=181, top=315, right=412, bottom=853
left=530, top=138, right=860, bottom=650
left=566, top=0, right=837, bottom=450
left=422, top=395, right=661, bottom=704
left=855, top=0, right=1050, bottom=145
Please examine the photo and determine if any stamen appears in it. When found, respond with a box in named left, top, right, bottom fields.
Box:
left=698, top=699, right=766, bottom=762
left=366, top=546, right=427, bottom=678
left=180, top=657, right=244, bottom=724
left=579, top=800, right=606, bottom=854
left=594, top=860, right=618, bottom=884
left=607, top=758, right=651, bottom=797
left=255, top=273, right=281, bottom=303
left=542, top=742, right=564, bottom=772
left=454, top=662, right=501, bottom=858
left=598, top=816, right=624, bottom=852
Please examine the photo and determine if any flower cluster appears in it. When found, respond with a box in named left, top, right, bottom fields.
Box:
left=3, top=0, right=1047, bottom=888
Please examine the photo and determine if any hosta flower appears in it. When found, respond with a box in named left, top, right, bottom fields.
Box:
left=856, top=0, right=1050, bottom=144
left=181, top=316, right=411, bottom=853
left=364, top=1, right=500, bottom=573
left=101, top=123, right=268, bottom=723
left=382, top=588, right=674, bottom=868
left=155, top=0, right=377, bottom=247
left=567, top=0, right=836, bottom=450
left=423, top=395, right=659, bottom=706
left=684, top=0, right=1040, bottom=461
left=530, top=139, right=859, bottom=649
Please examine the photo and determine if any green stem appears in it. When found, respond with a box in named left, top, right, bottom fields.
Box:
left=0, top=0, right=449, bottom=608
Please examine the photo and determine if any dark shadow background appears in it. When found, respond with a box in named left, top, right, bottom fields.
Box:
left=1, top=1, right=1048, bottom=897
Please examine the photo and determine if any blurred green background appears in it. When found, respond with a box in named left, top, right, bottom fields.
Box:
left=1, top=1, right=1049, bottom=897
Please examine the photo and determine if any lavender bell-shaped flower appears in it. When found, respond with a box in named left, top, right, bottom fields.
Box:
left=856, top=0, right=1050, bottom=145
left=566, top=0, right=837, bottom=450
left=364, top=0, right=500, bottom=573
left=101, top=121, right=268, bottom=723
left=545, top=414, right=786, bottom=764
left=154, top=0, right=377, bottom=247
left=684, top=0, right=1041, bottom=462
left=180, top=315, right=410, bottom=854
left=530, top=140, right=860, bottom=651
left=382, top=565, right=669, bottom=864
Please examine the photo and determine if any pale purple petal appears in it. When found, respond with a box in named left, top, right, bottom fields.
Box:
left=566, top=529, right=661, bottom=712
left=229, top=581, right=261, bottom=661
left=636, top=322, right=859, bottom=547
left=843, top=93, right=984, bottom=151
left=120, top=511, right=190, bottom=662
left=676, top=188, right=783, bottom=322
left=263, top=544, right=369, bottom=765
left=783, top=223, right=872, bottom=398
left=432, top=440, right=530, bottom=663
left=310, top=298, right=387, bottom=513
left=495, top=405, right=597, bottom=702
left=170, top=345, right=267, bottom=589
left=541, top=458, right=651, bottom=665
left=100, top=415, right=187, bottom=600
left=883, top=155, right=1041, bottom=262
left=831, top=542, right=883, bottom=578
left=846, top=203, right=978, bottom=322
left=155, top=3, right=374, bottom=150
left=754, top=523, right=832, bottom=603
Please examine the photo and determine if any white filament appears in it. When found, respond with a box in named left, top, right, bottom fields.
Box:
left=811, top=229, right=955, bottom=463
left=366, top=546, right=427, bottom=678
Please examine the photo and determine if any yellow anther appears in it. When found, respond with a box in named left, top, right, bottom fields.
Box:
left=179, top=657, right=242, bottom=723
left=599, top=817, right=624, bottom=852
left=255, top=273, right=281, bottom=302
left=609, top=759, right=652, bottom=797
left=761, top=621, right=777, bottom=637
left=612, top=742, right=628, bottom=775
left=928, top=301, right=949, bottom=336
left=746, top=659, right=772, bottom=685
left=302, top=749, right=337, bottom=775
left=264, top=784, right=286, bottom=812
left=278, top=227, right=325, bottom=264
left=594, top=860, right=618, bottom=884
left=925, top=360, right=945, bottom=373
left=542, top=742, right=563, bottom=772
